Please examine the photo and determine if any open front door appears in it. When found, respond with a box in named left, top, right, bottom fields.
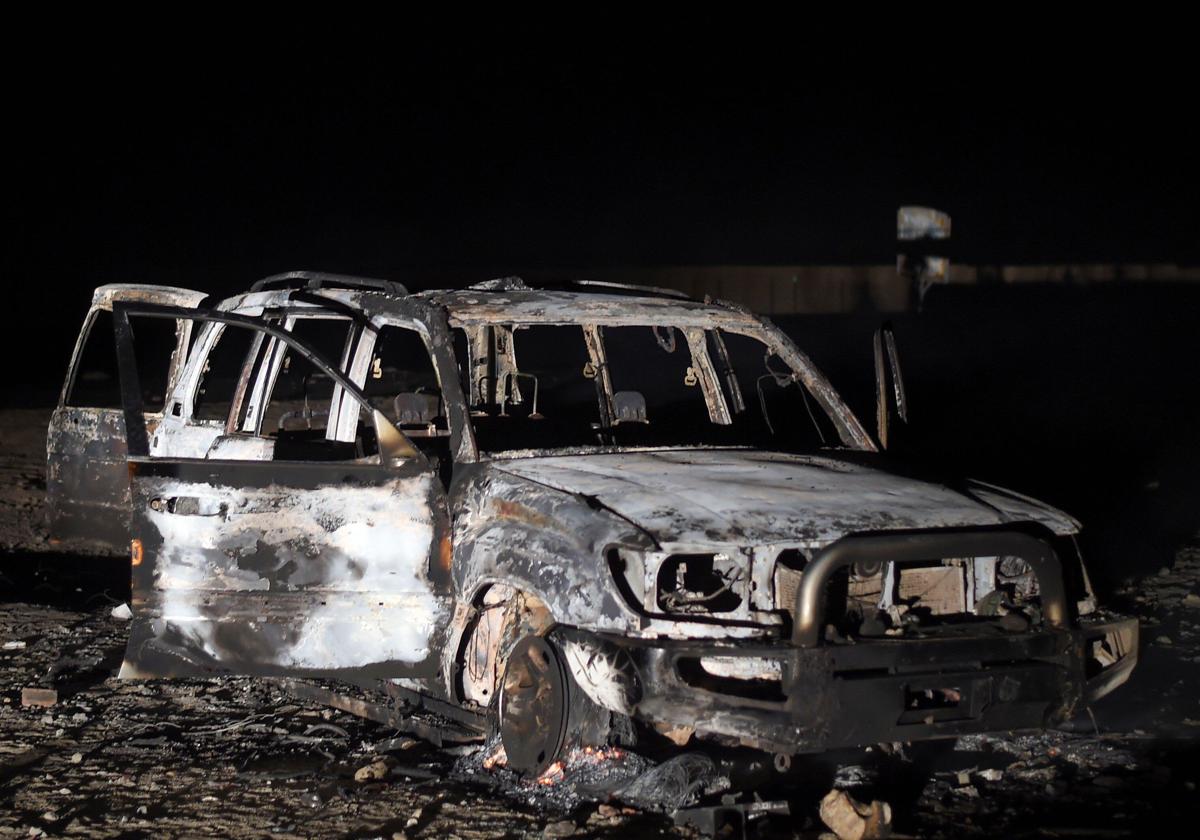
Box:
left=47, top=285, right=205, bottom=551
left=114, top=305, right=452, bottom=681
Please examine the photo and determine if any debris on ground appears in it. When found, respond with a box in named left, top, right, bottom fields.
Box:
left=673, top=800, right=790, bottom=836
left=616, top=753, right=723, bottom=810
left=542, top=818, right=578, bottom=837
left=354, top=757, right=393, bottom=782
left=819, top=789, right=892, bottom=840
left=20, top=687, right=57, bottom=707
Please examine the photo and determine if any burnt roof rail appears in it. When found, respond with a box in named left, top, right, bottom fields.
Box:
left=251, top=270, right=409, bottom=297
left=568, top=279, right=693, bottom=300
left=465, top=276, right=694, bottom=301
left=792, top=529, right=1070, bottom=648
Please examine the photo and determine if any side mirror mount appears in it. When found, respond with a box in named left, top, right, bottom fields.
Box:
left=873, top=323, right=908, bottom=450
left=373, top=409, right=419, bottom=462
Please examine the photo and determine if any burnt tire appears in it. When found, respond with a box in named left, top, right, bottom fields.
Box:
left=498, top=634, right=571, bottom=775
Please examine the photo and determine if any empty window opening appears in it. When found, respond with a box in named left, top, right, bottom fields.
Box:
left=68, top=310, right=181, bottom=412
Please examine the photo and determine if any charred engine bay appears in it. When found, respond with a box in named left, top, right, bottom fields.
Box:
left=5, top=282, right=1200, bottom=838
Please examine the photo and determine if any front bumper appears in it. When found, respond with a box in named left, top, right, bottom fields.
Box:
left=559, top=614, right=1138, bottom=755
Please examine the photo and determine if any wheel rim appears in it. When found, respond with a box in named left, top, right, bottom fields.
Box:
left=499, top=635, right=569, bottom=775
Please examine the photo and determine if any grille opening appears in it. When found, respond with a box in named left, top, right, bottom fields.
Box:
left=780, top=554, right=1047, bottom=640
left=772, top=550, right=806, bottom=631
left=676, top=657, right=786, bottom=702
left=656, top=553, right=743, bottom=614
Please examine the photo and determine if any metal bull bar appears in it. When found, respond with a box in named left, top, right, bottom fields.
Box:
left=792, top=529, right=1070, bottom=647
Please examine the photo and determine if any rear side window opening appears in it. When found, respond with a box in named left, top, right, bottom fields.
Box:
left=184, top=313, right=449, bottom=464
left=66, top=309, right=182, bottom=412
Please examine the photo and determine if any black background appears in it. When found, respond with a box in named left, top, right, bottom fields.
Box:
left=6, top=24, right=1196, bottom=375
left=5, top=22, right=1199, bottom=588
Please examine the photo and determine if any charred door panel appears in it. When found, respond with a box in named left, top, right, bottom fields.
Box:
left=46, top=406, right=130, bottom=548
left=122, top=457, right=451, bottom=679
left=112, top=304, right=450, bottom=682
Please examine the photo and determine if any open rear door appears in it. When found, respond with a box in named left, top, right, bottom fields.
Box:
left=112, top=304, right=452, bottom=681
left=47, top=285, right=205, bottom=551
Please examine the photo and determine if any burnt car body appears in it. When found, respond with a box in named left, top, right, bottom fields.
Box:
left=47, top=272, right=1138, bottom=772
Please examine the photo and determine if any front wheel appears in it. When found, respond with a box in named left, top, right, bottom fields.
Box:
left=498, top=634, right=572, bottom=775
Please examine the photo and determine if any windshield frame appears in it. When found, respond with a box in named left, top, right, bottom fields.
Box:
left=447, top=307, right=875, bottom=459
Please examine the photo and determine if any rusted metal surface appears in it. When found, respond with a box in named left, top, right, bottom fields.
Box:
left=44, top=272, right=1138, bottom=770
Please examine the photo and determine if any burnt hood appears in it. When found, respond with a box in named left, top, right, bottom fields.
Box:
left=494, top=449, right=1077, bottom=548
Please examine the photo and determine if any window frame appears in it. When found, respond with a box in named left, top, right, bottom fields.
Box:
left=113, top=303, right=419, bottom=465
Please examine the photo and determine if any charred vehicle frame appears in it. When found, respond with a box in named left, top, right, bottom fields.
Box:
left=46, top=272, right=1138, bottom=774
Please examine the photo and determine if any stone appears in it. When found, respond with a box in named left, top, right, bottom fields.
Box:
left=819, top=789, right=892, bottom=840
left=655, top=723, right=694, bottom=747
left=21, top=688, right=57, bottom=708
left=354, top=758, right=391, bottom=782
left=406, top=807, right=423, bottom=829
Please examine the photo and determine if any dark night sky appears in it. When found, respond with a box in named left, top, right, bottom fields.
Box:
left=5, top=24, right=1197, bottom=383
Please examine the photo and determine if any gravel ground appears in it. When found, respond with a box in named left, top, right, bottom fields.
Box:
left=3, top=406, right=1200, bottom=838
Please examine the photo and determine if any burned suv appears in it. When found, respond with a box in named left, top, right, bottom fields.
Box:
left=47, top=271, right=1137, bottom=773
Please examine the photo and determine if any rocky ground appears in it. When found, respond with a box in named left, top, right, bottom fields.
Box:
left=3, top=406, right=1200, bottom=838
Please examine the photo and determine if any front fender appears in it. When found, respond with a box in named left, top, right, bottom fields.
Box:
left=451, top=465, right=650, bottom=631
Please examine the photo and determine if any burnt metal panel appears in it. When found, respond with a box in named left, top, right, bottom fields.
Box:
left=45, top=407, right=131, bottom=548
left=573, top=625, right=1083, bottom=755
left=112, top=304, right=453, bottom=681
left=122, top=456, right=453, bottom=680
